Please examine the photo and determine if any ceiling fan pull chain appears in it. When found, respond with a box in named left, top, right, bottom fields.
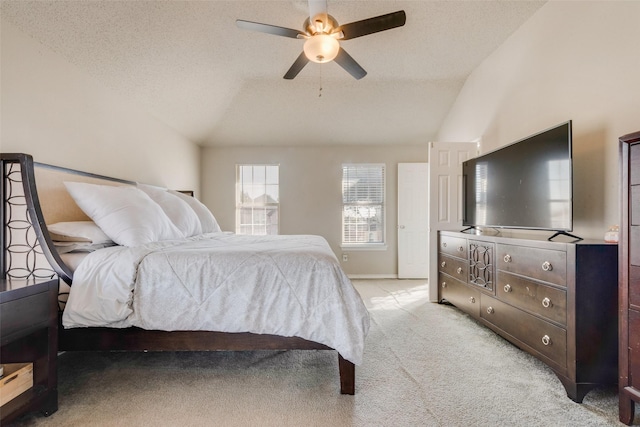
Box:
left=318, top=65, right=323, bottom=98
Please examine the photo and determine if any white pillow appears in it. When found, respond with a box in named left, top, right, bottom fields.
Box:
left=48, top=221, right=113, bottom=244
left=64, top=182, right=183, bottom=247
left=168, top=190, right=221, bottom=233
left=137, top=184, right=202, bottom=237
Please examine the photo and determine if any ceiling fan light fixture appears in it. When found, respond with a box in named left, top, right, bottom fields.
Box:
left=303, top=34, right=339, bottom=63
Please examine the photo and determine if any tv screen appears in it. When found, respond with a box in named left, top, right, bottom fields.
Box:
left=462, top=121, right=573, bottom=232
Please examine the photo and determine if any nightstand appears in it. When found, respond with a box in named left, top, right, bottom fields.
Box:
left=0, top=278, right=58, bottom=423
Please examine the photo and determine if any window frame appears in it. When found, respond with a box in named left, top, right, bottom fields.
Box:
left=340, top=163, right=387, bottom=250
left=235, top=164, right=280, bottom=236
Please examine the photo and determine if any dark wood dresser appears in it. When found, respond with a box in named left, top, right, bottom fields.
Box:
left=438, top=230, right=618, bottom=403
left=619, top=130, right=640, bottom=425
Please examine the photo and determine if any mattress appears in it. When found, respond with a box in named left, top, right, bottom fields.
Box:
left=62, top=233, right=370, bottom=364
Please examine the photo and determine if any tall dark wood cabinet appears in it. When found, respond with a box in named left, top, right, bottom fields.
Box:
left=619, top=130, right=640, bottom=425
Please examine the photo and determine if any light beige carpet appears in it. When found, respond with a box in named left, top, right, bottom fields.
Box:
left=9, top=280, right=633, bottom=426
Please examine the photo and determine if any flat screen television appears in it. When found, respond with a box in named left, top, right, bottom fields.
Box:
left=462, top=121, right=574, bottom=237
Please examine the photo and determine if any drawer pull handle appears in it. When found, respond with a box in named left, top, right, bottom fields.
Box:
left=441, top=261, right=446, bottom=268
left=486, top=306, right=494, bottom=314
left=542, top=297, right=552, bottom=308
left=504, top=254, right=512, bottom=263
left=469, top=297, right=476, bottom=304
left=458, top=246, right=464, bottom=252
left=443, top=242, right=448, bottom=248
left=542, top=335, right=551, bottom=346
left=542, top=261, right=553, bottom=271
left=441, top=282, right=447, bottom=288
left=456, top=267, right=463, bottom=274
left=504, top=284, right=512, bottom=293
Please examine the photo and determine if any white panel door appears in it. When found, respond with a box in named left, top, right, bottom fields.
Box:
left=398, top=163, right=429, bottom=278
left=428, top=142, right=477, bottom=302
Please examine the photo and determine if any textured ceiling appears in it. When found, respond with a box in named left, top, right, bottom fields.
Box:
left=1, top=1, right=546, bottom=147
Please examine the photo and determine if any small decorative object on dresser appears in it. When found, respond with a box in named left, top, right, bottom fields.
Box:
left=618, top=130, right=640, bottom=425
left=437, top=230, right=618, bottom=403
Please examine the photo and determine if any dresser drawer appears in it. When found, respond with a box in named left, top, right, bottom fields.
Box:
left=631, top=185, right=639, bottom=225
left=481, top=296, right=567, bottom=368
left=497, top=244, right=566, bottom=286
left=439, top=235, right=467, bottom=259
left=497, top=271, right=567, bottom=326
left=631, top=143, right=640, bottom=185
left=630, top=266, right=640, bottom=309
left=628, top=309, right=640, bottom=389
left=438, top=254, right=467, bottom=282
left=632, top=226, right=640, bottom=267
left=438, top=272, right=480, bottom=318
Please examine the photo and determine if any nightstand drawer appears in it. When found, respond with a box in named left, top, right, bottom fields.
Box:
left=0, top=291, right=49, bottom=345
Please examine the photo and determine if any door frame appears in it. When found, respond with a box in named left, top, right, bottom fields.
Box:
left=428, top=141, right=477, bottom=302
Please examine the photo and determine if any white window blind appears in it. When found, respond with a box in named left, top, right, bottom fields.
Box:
left=342, top=164, right=385, bottom=245
left=236, top=164, right=279, bottom=235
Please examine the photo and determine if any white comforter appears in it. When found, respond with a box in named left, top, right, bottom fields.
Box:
left=62, top=233, right=370, bottom=364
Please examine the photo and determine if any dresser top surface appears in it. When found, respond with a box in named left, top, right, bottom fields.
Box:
left=439, top=229, right=614, bottom=249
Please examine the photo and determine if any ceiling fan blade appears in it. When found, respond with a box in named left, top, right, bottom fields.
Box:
left=236, top=20, right=305, bottom=39
left=337, top=10, right=406, bottom=41
left=334, top=47, right=367, bottom=80
left=283, top=52, right=310, bottom=80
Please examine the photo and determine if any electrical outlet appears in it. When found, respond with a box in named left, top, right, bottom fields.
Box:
left=342, top=253, right=348, bottom=262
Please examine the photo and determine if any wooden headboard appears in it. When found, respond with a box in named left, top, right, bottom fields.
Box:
left=34, top=162, right=135, bottom=225
left=1, top=153, right=135, bottom=286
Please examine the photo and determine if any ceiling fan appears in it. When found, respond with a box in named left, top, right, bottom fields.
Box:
left=236, top=0, right=406, bottom=80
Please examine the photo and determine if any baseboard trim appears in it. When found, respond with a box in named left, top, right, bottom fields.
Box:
left=347, top=274, right=399, bottom=280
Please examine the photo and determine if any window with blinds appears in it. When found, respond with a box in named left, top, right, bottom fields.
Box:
left=236, top=164, right=279, bottom=235
left=342, top=163, right=385, bottom=245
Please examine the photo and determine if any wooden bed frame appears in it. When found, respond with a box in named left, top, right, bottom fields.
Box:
left=0, top=153, right=355, bottom=395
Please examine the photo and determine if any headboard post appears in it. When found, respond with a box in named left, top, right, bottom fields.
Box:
left=1, top=153, right=71, bottom=284
left=1, top=156, right=7, bottom=279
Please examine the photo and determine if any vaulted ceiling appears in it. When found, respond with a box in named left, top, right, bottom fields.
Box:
left=1, top=1, right=546, bottom=146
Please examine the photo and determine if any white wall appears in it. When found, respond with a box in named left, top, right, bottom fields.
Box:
left=1, top=19, right=200, bottom=191
left=438, top=1, right=640, bottom=240
left=201, top=145, right=428, bottom=277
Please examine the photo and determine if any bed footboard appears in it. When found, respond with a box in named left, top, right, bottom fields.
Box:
left=59, top=323, right=356, bottom=394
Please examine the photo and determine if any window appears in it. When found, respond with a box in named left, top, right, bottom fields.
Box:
left=342, top=164, right=385, bottom=246
left=236, top=164, right=279, bottom=235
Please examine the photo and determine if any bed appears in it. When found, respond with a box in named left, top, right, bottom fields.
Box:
left=0, top=153, right=369, bottom=394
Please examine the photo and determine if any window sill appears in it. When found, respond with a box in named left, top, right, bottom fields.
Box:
left=340, top=244, right=388, bottom=251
